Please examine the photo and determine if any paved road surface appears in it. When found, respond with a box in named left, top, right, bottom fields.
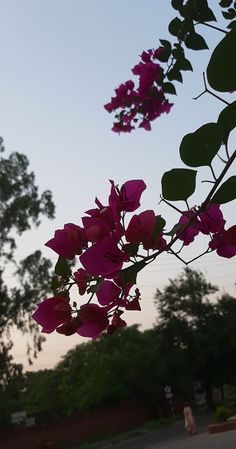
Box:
left=102, top=415, right=236, bottom=449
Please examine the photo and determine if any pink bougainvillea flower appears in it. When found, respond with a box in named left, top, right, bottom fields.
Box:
left=73, top=268, right=91, bottom=295
left=86, top=198, right=117, bottom=231
left=143, top=232, right=167, bottom=251
left=76, top=304, right=109, bottom=339
left=107, top=312, right=127, bottom=334
left=86, top=197, right=124, bottom=242
left=104, top=80, right=136, bottom=113
left=96, top=280, right=121, bottom=306
left=56, top=316, right=82, bottom=336
left=32, top=297, right=71, bottom=334
left=132, top=60, right=162, bottom=97
left=82, top=215, right=111, bottom=242
left=125, top=297, right=141, bottom=311
left=199, top=204, right=226, bottom=234
left=109, top=179, right=146, bottom=213
left=104, top=46, right=174, bottom=133
left=125, top=210, right=156, bottom=244
left=177, top=211, right=201, bottom=246
left=140, top=49, right=153, bottom=63
left=80, top=237, right=127, bottom=278
left=209, top=225, right=236, bottom=258
left=125, top=288, right=141, bottom=311
left=45, top=223, right=87, bottom=259
left=139, top=119, right=151, bottom=131
left=153, top=47, right=164, bottom=59
left=138, top=215, right=166, bottom=251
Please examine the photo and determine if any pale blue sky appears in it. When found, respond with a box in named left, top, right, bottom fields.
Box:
left=1, top=1, right=235, bottom=370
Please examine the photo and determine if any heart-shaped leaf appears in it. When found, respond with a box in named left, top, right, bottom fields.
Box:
left=211, top=176, right=236, bottom=204
left=207, top=27, right=236, bottom=92
left=55, top=256, right=72, bottom=277
left=180, top=122, right=222, bottom=167
left=185, top=32, right=208, bottom=50
left=119, top=261, right=146, bottom=285
left=162, top=169, right=197, bottom=201
left=218, top=101, right=236, bottom=145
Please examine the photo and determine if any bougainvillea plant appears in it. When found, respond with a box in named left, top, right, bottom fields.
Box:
left=33, top=0, right=236, bottom=339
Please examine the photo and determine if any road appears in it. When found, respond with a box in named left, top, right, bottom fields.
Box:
left=101, top=415, right=236, bottom=449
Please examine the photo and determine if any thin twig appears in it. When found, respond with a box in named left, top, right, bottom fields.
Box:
left=141, top=149, right=236, bottom=265
left=194, top=21, right=227, bottom=34
left=160, top=196, right=183, bottom=214
left=210, top=164, right=217, bottom=181
left=193, top=73, right=230, bottom=105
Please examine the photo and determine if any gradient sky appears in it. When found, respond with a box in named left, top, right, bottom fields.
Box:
left=1, top=1, right=235, bottom=371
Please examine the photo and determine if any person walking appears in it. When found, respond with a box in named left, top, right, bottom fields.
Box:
left=183, top=403, right=197, bottom=435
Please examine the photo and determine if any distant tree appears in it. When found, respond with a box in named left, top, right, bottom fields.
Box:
left=154, top=268, right=236, bottom=407
left=54, top=326, right=166, bottom=416
left=22, top=369, right=62, bottom=421
left=0, top=139, right=55, bottom=390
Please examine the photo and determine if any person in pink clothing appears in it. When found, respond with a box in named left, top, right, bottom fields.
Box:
left=183, top=403, right=197, bottom=435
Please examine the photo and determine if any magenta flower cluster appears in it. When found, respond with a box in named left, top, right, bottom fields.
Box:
left=177, top=204, right=236, bottom=258
left=32, top=180, right=236, bottom=340
left=33, top=180, right=167, bottom=339
left=104, top=48, right=173, bottom=133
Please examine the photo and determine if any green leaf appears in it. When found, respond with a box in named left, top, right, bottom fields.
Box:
left=51, top=276, right=62, bottom=292
left=180, top=0, right=216, bottom=21
left=152, top=216, right=166, bottom=240
left=172, top=46, right=193, bottom=71
left=218, top=101, right=236, bottom=145
left=161, top=168, right=197, bottom=201
left=219, top=0, right=233, bottom=7
left=167, top=68, right=183, bottom=83
left=87, top=279, right=103, bottom=294
left=193, top=0, right=216, bottom=22
left=157, top=39, right=172, bottom=62
left=172, top=48, right=183, bottom=60
left=122, top=242, right=139, bottom=257
left=162, top=82, right=177, bottom=95
left=211, top=176, right=236, bottom=204
left=159, top=39, right=172, bottom=52
left=119, top=261, right=146, bottom=285
left=171, top=0, right=183, bottom=10
left=165, top=223, right=183, bottom=237
left=156, top=49, right=171, bottom=63
left=168, top=17, right=183, bottom=36
left=55, top=290, right=70, bottom=299
left=222, top=8, right=236, bottom=19
left=176, top=57, right=193, bottom=71
left=227, top=20, right=236, bottom=28
left=179, top=123, right=222, bottom=167
left=207, top=27, right=236, bottom=92
left=55, top=256, right=72, bottom=277
left=185, top=31, right=208, bottom=50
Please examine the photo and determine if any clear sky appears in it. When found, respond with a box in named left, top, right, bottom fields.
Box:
left=1, top=1, right=235, bottom=371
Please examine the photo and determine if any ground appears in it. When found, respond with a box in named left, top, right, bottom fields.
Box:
left=88, top=415, right=236, bottom=449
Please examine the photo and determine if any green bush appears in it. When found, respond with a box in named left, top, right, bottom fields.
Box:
left=214, top=405, right=231, bottom=423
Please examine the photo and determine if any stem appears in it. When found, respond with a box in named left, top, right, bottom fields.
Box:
left=194, top=21, right=227, bottom=34
left=185, top=249, right=212, bottom=265
left=225, top=143, right=230, bottom=160
left=201, top=180, right=215, bottom=184
left=169, top=248, right=187, bottom=265
left=217, top=153, right=227, bottom=164
left=204, top=149, right=236, bottom=204
left=208, top=90, right=230, bottom=106
left=161, top=196, right=183, bottom=214
left=210, top=164, right=217, bottom=181
left=140, top=149, right=236, bottom=265
left=193, top=73, right=230, bottom=105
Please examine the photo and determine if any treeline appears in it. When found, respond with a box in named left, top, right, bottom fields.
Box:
left=2, top=268, right=236, bottom=426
